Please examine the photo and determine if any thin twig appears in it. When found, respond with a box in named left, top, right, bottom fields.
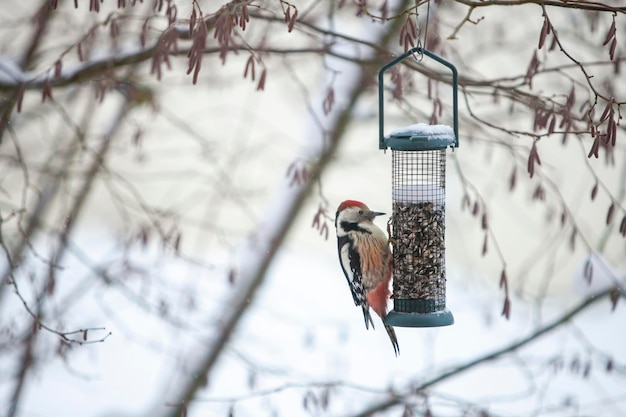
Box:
left=453, top=0, right=626, bottom=14
left=349, top=287, right=625, bottom=417
left=9, top=275, right=111, bottom=345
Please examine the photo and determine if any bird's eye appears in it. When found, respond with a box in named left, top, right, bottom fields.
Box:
left=358, top=210, right=363, bottom=215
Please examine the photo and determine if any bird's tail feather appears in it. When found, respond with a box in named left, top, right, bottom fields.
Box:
left=385, top=325, right=400, bottom=356
left=362, top=305, right=375, bottom=330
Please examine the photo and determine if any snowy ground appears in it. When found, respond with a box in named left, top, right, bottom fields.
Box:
left=2, top=229, right=624, bottom=417
left=0, top=3, right=624, bottom=417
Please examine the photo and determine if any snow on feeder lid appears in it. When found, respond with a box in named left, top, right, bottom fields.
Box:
left=378, top=47, right=459, bottom=328
left=385, top=123, right=456, bottom=151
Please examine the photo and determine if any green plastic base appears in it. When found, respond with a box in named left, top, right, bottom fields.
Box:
left=385, top=308, right=454, bottom=328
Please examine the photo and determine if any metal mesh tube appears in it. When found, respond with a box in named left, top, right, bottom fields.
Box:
left=391, top=149, right=446, bottom=313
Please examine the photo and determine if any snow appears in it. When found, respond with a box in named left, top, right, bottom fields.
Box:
left=0, top=46, right=150, bottom=87
left=1, top=3, right=625, bottom=417
left=2, top=232, right=625, bottom=417
left=387, top=123, right=455, bottom=141
left=0, top=56, right=28, bottom=84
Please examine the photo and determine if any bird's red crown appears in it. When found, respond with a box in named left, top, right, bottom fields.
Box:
left=337, top=199, right=368, bottom=212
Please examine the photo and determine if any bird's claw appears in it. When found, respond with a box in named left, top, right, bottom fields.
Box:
left=386, top=217, right=396, bottom=247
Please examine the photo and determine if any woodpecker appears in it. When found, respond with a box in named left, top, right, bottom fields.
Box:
left=335, top=199, right=399, bottom=356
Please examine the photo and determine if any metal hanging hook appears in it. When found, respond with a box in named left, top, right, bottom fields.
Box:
left=378, top=47, right=459, bottom=150
left=411, top=0, right=431, bottom=63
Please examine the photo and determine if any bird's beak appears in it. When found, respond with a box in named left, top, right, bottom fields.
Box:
left=366, top=210, right=386, bottom=220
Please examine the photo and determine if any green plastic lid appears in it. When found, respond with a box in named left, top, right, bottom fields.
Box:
left=385, top=308, right=454, bottom=328
left=384, top=123, right=456, bottom=151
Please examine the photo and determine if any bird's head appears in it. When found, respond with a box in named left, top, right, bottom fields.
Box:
left=335, top=200, right=386, bottom=233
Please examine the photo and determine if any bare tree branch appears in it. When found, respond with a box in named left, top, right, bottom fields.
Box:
left=160, top=3, right=414, bottom=416
left=349, top=287, right=625, bottom=417
left=453, top=0, right=626, bottom=13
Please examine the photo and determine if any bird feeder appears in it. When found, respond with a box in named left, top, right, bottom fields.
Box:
left=379, top=47, right=458, bottom=328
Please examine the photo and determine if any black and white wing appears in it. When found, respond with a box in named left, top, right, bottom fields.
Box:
left=337, top=235, right=375, bottom=329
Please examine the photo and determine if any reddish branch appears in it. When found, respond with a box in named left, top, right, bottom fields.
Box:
left=453, top=0, right=626, bottom=13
